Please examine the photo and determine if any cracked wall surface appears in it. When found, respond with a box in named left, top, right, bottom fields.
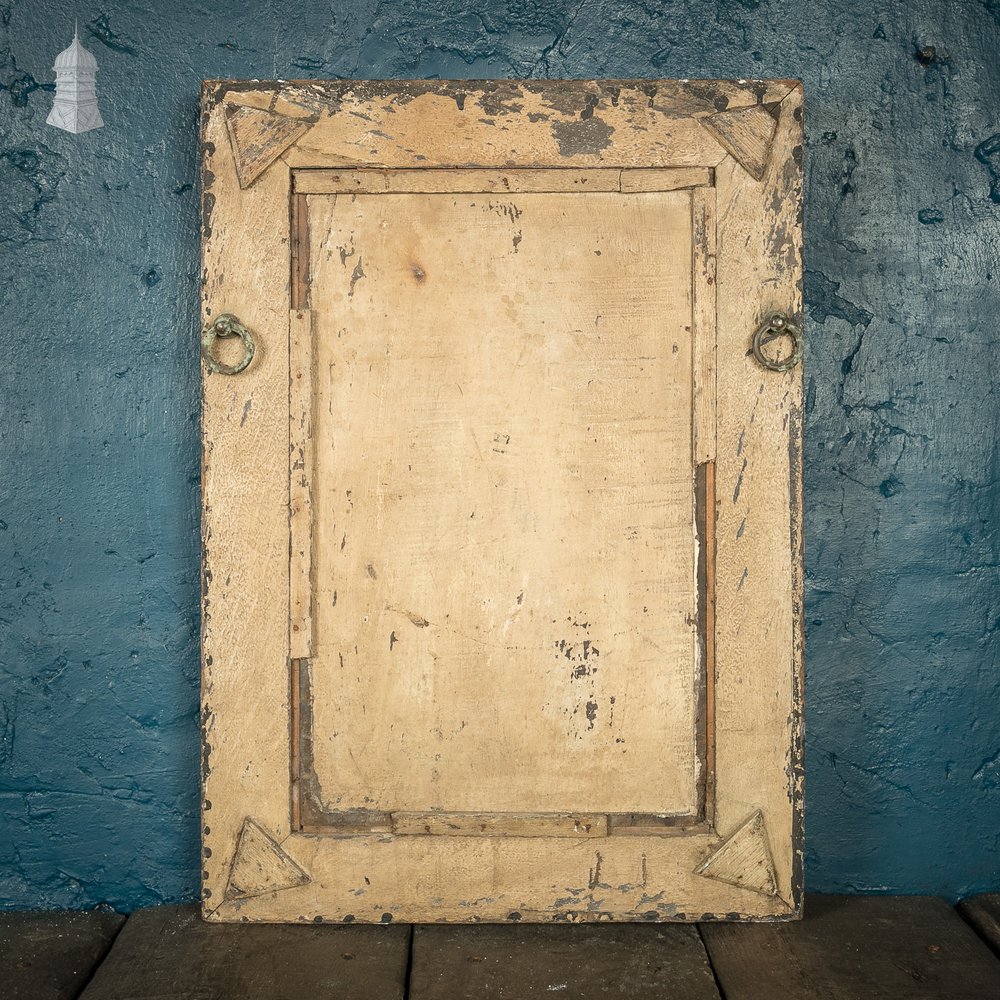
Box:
left=1, top=0, right=999, bottom=908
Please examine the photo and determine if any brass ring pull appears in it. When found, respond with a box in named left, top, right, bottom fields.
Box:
left=752, top=312, right=803, bottom=373
left=201, top=313, right=255, bottom=375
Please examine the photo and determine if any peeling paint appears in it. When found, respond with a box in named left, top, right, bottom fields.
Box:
left=550, top=116, right=614, bottom=157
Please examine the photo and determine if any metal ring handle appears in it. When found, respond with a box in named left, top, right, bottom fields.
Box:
left=201, top=313, right=255, bottom=375
left=752, top=312, right=803, bottom=373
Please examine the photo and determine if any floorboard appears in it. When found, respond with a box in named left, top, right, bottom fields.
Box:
left=957, top=894, right=1000, bottom=960
left=1, top=909, right=125, bottom=1000
left=76, top=904, right=410, bottom=1000
left=8, top=894, right=1000, bottom=999
left=700, top=894, right=1000, bottom=999
left=408, top=923, right=722, bottom=999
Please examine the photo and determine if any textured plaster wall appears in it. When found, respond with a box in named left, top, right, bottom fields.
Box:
left=1, top=0, right=998, bottom=910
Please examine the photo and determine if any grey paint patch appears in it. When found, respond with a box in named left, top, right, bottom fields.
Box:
left=550, top=116, right=614, bottom=157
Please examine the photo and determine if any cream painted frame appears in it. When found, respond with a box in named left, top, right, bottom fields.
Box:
left=200, top=79, right=804, bottom=923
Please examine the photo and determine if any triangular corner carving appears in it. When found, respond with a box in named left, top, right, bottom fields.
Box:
left=224, top=104, right=312, bottom=188
left=225, top=817, right=311, bottom=901
left=700, top=104, right=780, bottom=181
left=694, top=810, right=778, bottom=896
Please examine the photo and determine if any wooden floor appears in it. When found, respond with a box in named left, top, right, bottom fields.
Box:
left=3, top=895, right=999, bottom=999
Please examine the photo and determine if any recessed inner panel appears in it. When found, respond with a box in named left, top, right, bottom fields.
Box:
left=304, top=187, right=700, bottom=818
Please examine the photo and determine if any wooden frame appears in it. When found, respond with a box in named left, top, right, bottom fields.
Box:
left=201, top=79, right=804, bottom=923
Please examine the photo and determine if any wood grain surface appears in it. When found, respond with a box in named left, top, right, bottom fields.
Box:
left=304, top=187, right=699, bottom=820
left=77, top=904, right=410, bottom=1000
left=701, top=895, right=1000, bottom=1000
left=9, top=897, right=1000, bottom=999
left=409, top=923, right=722, bottom=1000
left=1, top=910, right=124, bottom=1000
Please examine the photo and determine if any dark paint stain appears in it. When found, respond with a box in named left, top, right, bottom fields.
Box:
left=201, top=188, right=216, bottom=239
left=0, top=39, right=54, bottom=107
left=200, top=705, right=213, bottom=782
left=411, top=262, right=426, bottom=283
left=805, top=270, right=874, bottom=328
left=479, top=89, right=524, bottom=118
left=733, top=457, right=748, bottom=503
left=974, top=134, right=1000, bottom=203
left=840, top=147, right=858, bottom=198
left=348, top=258, right=366, bottom=296
left=589, top=852, right=604, bottom=888
left=86, top=14, right=138, bottom=55
left=550, top=117, right=615, bottom=157
left=0, top=145, right=67, bottom=244
left=880, top=475, right=904, bottom=498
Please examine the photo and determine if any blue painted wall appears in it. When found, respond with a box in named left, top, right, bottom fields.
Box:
left=1, top=0, right=998, bottom=910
